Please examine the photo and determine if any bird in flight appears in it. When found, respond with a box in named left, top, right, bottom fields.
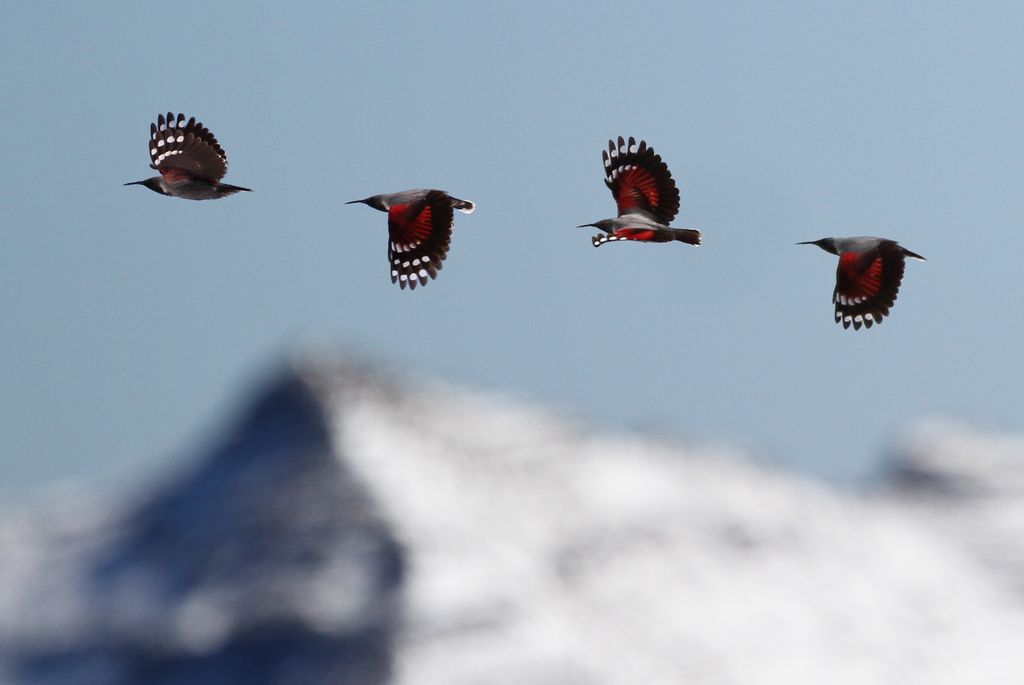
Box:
left=346, top=189, right=475, bottom=290
left=798, top=236, right=925, bottom=330
left=578, top=136, right=701, bottom=248
left=125, top=112, right=251, bottom=200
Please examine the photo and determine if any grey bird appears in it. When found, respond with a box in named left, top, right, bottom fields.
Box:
left=578, top=136, right=701, bottom=248
left=125, top=112, right=251, bottom=200
left=346, top=189, right=475, bottom=290
left=798, top=236, right=925, bottom=330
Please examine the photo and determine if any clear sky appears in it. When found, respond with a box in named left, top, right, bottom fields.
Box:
left=2, top=2, right=1023, bottom=500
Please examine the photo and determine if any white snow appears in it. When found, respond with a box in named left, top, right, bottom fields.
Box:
left=325, top=367, right=1024, bottom=685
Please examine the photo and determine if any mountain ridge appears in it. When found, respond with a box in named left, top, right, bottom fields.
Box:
left=1, top=355, right=1021, bottom=684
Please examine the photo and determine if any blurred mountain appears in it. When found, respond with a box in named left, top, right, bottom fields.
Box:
left=0, top=356, right=1021, bottom=685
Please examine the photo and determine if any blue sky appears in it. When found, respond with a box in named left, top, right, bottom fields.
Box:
left=2, top=2, right=1023, bottom=499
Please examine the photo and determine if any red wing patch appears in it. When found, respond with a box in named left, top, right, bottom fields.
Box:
left=613, top=167, right=662, bottom=216
left=837, top=253, right=884, bottom=299
left=614, top=228, right=657, bottom=241
left=387, top=191, right=455, bottom=290
left=832, top=248, right=907, bottom=330
left=388, top=203, right=435, bottom=247
left=158, top=166, right=192, bottom=184
left=603, top=136, right=681, bottom=224
left=592, top=227, right=674, bottom=247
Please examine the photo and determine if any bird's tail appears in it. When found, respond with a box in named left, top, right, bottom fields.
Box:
left=449, top=196, right=475, bottom=214
left=673, top=228, right=701, bottom=246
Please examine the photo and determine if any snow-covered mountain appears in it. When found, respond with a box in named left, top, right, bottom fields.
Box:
left=1, top=356, right=1021, bottom=685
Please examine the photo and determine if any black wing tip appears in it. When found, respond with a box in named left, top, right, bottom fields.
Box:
left=607, top=136, right=650, bottom=156
left=835, top=307, right=889, bottom=331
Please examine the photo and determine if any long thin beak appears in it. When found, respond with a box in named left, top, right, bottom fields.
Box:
left=577, top=223, right=597, bottom=229
left=124, top=181, right=145, bottom=186
left=345, top=199, right=367, bottom=205
left=796, top=240, right=816, bottom=245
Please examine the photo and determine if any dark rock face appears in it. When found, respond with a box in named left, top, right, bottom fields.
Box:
left=17, top=627, right=394, bottom=685
left=10, top=367, right=404, bottom=685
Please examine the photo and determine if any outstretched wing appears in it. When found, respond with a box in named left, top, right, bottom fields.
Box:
left=833, top=243, right=907, bottom=330
left=387, top=190, right=455, bottom=290
left=149, top=112, right=229, bottom=183
left=603, top=136, right=680, bottom=224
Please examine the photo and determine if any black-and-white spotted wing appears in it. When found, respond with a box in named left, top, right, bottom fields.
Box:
left=386, top=190, right=455, bottom=290
left=148, top=112, right=229, bottom=183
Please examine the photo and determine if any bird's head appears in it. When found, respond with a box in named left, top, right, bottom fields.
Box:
left=577, top=219, right=615, bottom=231
left=123, top=178, right=167, bottom=195
left=797, top=238, right=838, bottom=255
left=345, top=195, right=387, bottom=212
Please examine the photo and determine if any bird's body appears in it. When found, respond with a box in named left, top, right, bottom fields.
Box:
left=133, top=175, right=251, bottom=201
left=579, top=136, right=701, bottom=248
left=346, top=189, right=475, bottom=290
left=583, top=214, right=702, bottom=248
left=125, top=112, right=251, bottom=200
left=799, top=236, right=925, bottom=330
